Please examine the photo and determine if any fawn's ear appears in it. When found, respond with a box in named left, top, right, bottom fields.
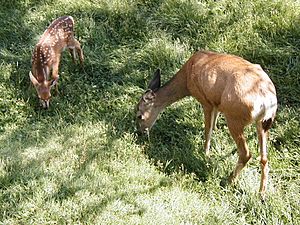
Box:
left=50, top=77, right=58, bottom=87
left=29, top=71, right=39, bottom=86
left=148, top=69, right=161, bottom=92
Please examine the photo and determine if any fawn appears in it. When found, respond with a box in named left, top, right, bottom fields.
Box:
left=29, top=15, right=84, bottom=109
left=136, top=51, right=277, bottom=196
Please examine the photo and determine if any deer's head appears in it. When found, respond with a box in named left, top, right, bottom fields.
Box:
left=29, top=71, right=58, bottom=109
left=136, top=69, right=162, bottom=134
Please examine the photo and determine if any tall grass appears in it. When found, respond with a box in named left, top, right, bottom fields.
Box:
left=0, top=0, right=299, bottom=224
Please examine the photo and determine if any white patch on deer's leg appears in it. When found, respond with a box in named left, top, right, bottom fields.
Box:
left=204, top=107, right=217, bottom=156
left=212, top=108, right=219, bottom=130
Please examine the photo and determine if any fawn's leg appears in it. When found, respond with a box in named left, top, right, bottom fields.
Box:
left=68, top=38, right=84, bottom=65
left=51, top=61, right=60, bottom=94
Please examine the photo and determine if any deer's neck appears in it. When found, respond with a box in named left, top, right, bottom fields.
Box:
left=155, top=69, right=190, bottom=109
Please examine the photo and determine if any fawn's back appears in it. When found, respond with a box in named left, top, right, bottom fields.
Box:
left=31, top=16, right=75, bottom=77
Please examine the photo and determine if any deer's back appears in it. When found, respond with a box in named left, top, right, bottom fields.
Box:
left=39, top=16, right=74, bottom=46
left=31, top=16, right=75, bottom=78
left=187, top=51, right=277, bottom=122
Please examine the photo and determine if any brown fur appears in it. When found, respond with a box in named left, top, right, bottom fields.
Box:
left=30, top=16, right=84, bottom=109
left=136, top=51, right=277, bottom=196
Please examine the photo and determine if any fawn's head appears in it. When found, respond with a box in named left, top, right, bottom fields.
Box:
left=29, top=71, right=58, bottom=109
left=136, top=69, right=162, bottom=134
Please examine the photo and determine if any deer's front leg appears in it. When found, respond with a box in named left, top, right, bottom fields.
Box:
left=51, top=62, right=60, bottom=95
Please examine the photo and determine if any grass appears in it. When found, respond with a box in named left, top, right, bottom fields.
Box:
left=0, top=0, right=300, bottom=224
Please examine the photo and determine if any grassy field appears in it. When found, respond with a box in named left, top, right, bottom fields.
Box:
left=0, top=0, right=300, bottom=224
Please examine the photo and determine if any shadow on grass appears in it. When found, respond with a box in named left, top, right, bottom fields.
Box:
left=52, top=174, right=170, bottom=220
left=1, top=1, right=300, bottom=220
left=136, top=106, right=211, bottom=182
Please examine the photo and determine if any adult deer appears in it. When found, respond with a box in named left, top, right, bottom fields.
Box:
left=29, top=15, right=84, bottom=109
left=136, top=50, right=277, bottom=196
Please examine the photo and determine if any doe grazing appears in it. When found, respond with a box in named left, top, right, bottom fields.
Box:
left=29, top=15, right=84, bottom=109
left=136, top=50, right=277, bottom=196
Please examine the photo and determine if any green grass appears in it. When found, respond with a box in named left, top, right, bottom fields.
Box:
left=1, top=0, right=300, bottom=224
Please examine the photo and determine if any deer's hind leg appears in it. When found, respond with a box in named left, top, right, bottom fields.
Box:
left=75, top=39, right=84, bottom=65
left=226, top=117, right=252, bottom=184
left=67, top=37, right=84, bottom=65
left=256, top=120, right=270, bottom=197
left=68, top=48, right=77, bottom=64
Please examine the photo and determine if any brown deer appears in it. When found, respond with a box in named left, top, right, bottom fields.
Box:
left=136, top=50, right=277, bottom=196
left=29, top=15, right=84, bottom=109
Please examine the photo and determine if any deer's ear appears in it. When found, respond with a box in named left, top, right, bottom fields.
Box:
left=50, top=77, right=58, bottom=87
left=148, top=69, right=161, bottom=91
left=29, top=71, right=39, bottom=86
left=142, top=90, right=156, bottom=103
